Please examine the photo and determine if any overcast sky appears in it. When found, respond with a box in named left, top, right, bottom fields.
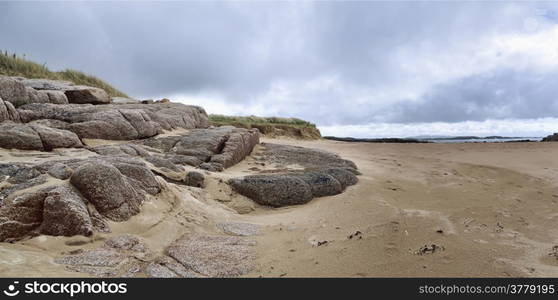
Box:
left=2, top=1, right=558, bottom=137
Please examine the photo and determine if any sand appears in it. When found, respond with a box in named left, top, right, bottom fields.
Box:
left=244, top=138, right=558, bottom=277
left=2, top=137, right=558, bottom=277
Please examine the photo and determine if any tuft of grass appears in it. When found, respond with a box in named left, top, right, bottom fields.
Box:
left=0, top=51, right=128, bottom=98
left=209, top=114, right=316, bottom=128
left=56, top=69, right=128, bottom=98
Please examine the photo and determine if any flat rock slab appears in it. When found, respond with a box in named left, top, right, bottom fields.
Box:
left=55, top=248, right=126, bottom=268
left=217, top=222, right=261, bottom=236
left=145, top=256, right=201, bottom=278
left=257, top=142, right=358, bottom=170
left=55, top=234, right=255, bottom=278
left=55, top=234, right=150, bottom=277
left=166, top=234, right=256, bottom=277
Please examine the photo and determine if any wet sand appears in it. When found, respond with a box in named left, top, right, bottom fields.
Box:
left=2, top=138, right=558, bottom=277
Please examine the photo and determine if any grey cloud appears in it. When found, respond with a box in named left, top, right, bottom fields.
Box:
left=385, top=70, right=558, bottom=123
left=1, top=1, right=558, bottom=128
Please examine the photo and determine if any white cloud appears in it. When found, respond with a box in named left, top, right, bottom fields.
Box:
left=320, top=118, right=558, bottom=138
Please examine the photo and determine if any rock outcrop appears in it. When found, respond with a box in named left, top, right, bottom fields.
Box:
left=229, top=143, right=359, bottom=207
left=0, top=76, right=74, bottom=107
left=542, top=133, right=558, bottom=142
left=2, top=76, right=112, bottom=106
left=70, top=162, right=143, bottom=222
left=0, top=103, right=208, bottom=151
left=0, top=123, right=45, bottom=150
left=0, top=77, right=29, bottom=107
left=0, top=75, right=210, bottom=149
left=19, top=102, right=209, bottom=141
left=141, top=126, right=259, bottom=172
left=0, top=75, right=362, bottom=278
left=0, top=123, right=83, bottom=151
left=64, top=87, right=110, bottom=105
left=0, top=156, right=162, bottom=241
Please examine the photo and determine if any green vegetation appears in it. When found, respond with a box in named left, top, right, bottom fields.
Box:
left=209, top=114, right=321, bottom=139
left=209, top=114, right=317, bottom=128
left=0, top=51, right=128, bottom=97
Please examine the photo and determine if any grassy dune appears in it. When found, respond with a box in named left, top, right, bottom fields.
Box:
left=0, top=51, right=128, bottom=98
left=209, top=114, right=321, bottom=139
left=209, top=114, right=316, bottom=128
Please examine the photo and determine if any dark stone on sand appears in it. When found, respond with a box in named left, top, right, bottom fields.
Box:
left=183, top=171, right=205, bottom=188
left=229, top=143, right=359, bottom=207
left=229, top=175, right=313, bottom=207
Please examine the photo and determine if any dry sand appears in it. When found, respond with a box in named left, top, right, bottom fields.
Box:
left=244, top=138, right=558, bottom=277
left=2, top=137, right=558, bottom=277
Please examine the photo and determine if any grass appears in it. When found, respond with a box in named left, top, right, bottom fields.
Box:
left=0, top=51, right=128, bottom=98
left=209, top=114, right=317, bottom=128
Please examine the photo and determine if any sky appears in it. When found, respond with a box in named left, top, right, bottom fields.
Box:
left=1, top=1, right=558, bottom=138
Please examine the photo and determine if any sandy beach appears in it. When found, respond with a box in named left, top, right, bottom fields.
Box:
left=245, top=138, right=558, bottom=277
left=2, top=137, right=558, bottom=277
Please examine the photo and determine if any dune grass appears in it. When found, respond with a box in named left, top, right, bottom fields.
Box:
left=0, top=51, right=128, bottom=98
left=209, top=114, right=317, bottom=128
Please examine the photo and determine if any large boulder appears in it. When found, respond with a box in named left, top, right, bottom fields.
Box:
left=39, top=186, right=93, bottom=237
left=229, top=144, right=359, bottom=207
left=229, top=175, right=313, bottom=207
left=0, top=76, right=28, bottom=107
left=141, top=126, right=259, bottom=171
left=0, top=123, right=83, bottom=151
left=64, top=87, right=111, bottom=105
left=209, top=128, right=260, bottom=169
left=29, top=124, right=83, bottom=150
left=0, top=123, right=44, bottom=150
left=69, top=162, right=144, bottom=221
left=110, top=161, right=161, bottom=195
left=229, top=170, right=357, bottom=207
left=0, top=77, right=70, bottom=106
